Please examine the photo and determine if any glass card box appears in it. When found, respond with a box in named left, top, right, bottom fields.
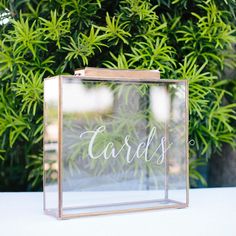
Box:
left=44, top=68, right=189, bottom=219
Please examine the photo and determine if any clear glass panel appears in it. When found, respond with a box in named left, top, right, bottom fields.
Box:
left=44, top=78, right=59, bottom=217
left=165, top=83, right=187, bottom=203
left=61, top=77, right=187, bottom=216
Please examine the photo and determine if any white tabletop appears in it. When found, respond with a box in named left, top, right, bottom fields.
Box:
left=1, top=188, right=236, bottom=236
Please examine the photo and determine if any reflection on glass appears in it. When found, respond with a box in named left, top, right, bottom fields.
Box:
left=44, top=78, right=59, bottom=217
left=150, top=86, right=170, bottom=122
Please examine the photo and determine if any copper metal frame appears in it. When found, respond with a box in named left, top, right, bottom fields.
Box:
left=43, top=69, right=189, bottom=220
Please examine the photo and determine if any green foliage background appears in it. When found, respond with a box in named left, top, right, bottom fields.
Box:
left=0, top=0, right=235, bottom=190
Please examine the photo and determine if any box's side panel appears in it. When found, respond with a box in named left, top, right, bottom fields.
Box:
left=186, top=81, right=189, bottom=205
left=166, top=81, right=188, bottom=204
left=43, top=77, right=59, bottom=217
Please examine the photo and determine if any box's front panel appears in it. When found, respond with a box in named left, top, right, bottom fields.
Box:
left=44, top=78, right=59, bottom=217
left=61, top=77, right=187, bottom=216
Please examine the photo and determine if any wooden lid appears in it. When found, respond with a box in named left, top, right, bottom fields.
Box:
left=74, top=67, right=160, bottom=80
